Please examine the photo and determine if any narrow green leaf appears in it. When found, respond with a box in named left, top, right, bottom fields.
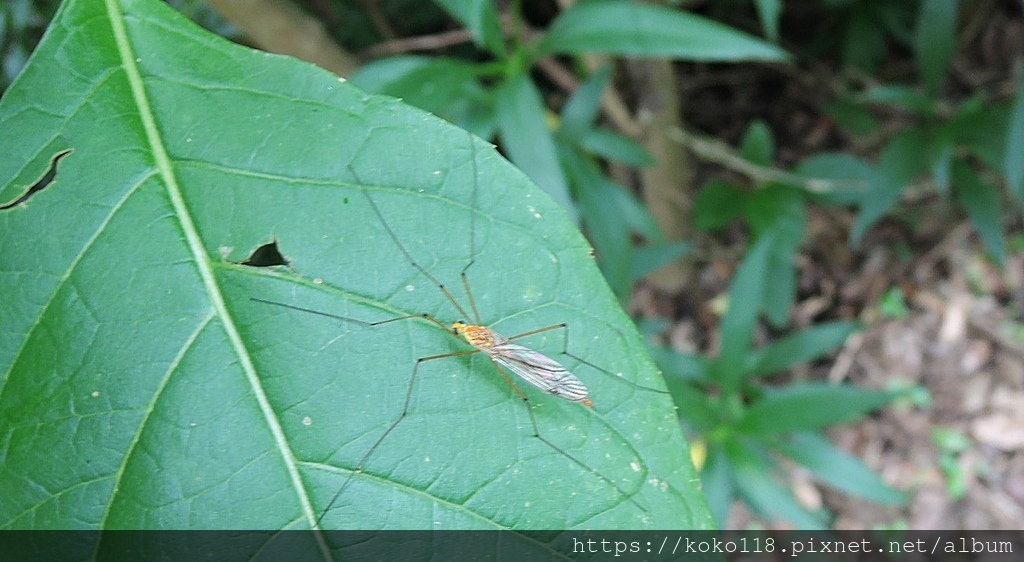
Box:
left=746, top=185, right=805, bottom=327
left=796, top=152, right=875, bottom=206
left=913, top=0, right=958, bottom=95
left=701, top=445, right=734, bottom=528
left=761, top=262, right=795, bottom=328
left=631, top=241, right=694, bottom=282
left=538, top=1, right=789, bottom=61
left=841, top=10, right=888, bottom=73
left=860, top=85, right=934, bottom=114
left=579, top=128, right=656, bottom=167
left=852, top=129, right=931, bottom=242
left=717, top=233, right=775, bottom=389
left=726, top=440, right=827, bottom=528
left=1005, top=72, right=1024, bottom=202
left=911, top=122, right=954, bottom=198
left=949, top=100, right=1010, bottom=171
left=648, top=346, right=712, bottom=383
left=559, top=65, right=612, bottom=137
left=929, top=140, right=954, bottom=195
left=737, top=383, right=897, bottom=435
left=824, top=100, right=881, bottom=136
left=564, top=149, right=633, bottom=298
left=880, top=127, right=941, bottom=181
left=348, top=55, right=487, bottom=118
left=0, top=0, right=712, bottom=530
left=754, top=0, right=782, bottom=41
left=495, top=73, right=577, bottom=221
left=747, top=321, right=860, bottom=379
left=617, top=181, right=665, bottom=242
left=433, top=0, right=505, bottom=56
left=952, top=161, right=1006, bottom=266
left=694, top=180, right=746, bottom=232
left=778, top=432, right=907, bottom=505
left=564, top=145, right=662, bottom=248
left=740, top=120, right=774, bottom=167
left=668, top=383, right=719, bottom=433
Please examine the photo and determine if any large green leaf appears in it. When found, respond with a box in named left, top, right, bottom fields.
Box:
left=0, top=0, right=712, bottom=531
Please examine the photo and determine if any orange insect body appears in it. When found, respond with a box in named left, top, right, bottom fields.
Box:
left=452, top=321, right=594, bottom=407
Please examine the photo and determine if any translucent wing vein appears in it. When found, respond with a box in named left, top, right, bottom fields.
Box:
left=488, top=341, right=591, bottom=405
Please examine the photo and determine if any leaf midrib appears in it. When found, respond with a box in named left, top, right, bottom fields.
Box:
left=101, top=0, right=320, bottom=535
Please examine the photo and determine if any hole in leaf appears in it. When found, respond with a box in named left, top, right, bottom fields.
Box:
left=0, top=148, right=73, bottom=210
left=240, top=240, right=290, bottom=267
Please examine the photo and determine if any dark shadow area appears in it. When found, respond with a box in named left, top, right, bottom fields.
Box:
left=239, top=239, right=289, bottom=267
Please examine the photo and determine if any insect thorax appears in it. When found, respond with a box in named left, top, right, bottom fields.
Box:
left=453, top=322, right=498, bottom=349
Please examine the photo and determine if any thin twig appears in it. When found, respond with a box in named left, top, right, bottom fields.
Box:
left=357, top=0, right=398, bottom=40
left=363, top=28, right=476, bottom=57
left=828, top=331, right=864, bottom=384
left=652, top=119, right=867, bottom=193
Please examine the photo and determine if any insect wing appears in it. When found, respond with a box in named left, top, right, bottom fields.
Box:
left=489, top=340, right=591, bottom=404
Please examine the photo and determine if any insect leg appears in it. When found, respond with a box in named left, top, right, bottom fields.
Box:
left=485, top=357, right=647, bottom=513
left=460, top=131, right=482, bottom=324
left=507, top=323, right=670, bottom=396
left=316, top=347, right=482, bottom=526
left=347, top=167, right=474, bottom=322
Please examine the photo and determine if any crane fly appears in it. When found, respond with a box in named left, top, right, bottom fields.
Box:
left=251, top=133, right=666, bottom=527
left=453, top=321, right=592, bottom=407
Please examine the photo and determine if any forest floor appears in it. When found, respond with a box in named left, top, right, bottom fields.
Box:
left=636, top=177, right=1024, bottom=530
left=632, top=3, right=1023, bottom=529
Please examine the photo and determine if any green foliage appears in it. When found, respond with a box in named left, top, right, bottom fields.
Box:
left=496, top=72, right=575, bottom=219
left=537, top=1, right=788, bottom=60
left=349, top=0, right=1019, bottom=530
left=433, top=0, right=504, bottom=56
left=805, top=4, right=1019, bottom=267
left=753, top=0, right=782, bottom=41
left=830, top=88, right=1015, bottom=265
left=555, top=68, right=689, bottom=298
left=694, top=122, right=805, bottom=327
left=8, top=0, right=1021, bottom=533
left=681, top=109, right=931, bottom=526
left=649, top=240, right=907, bottom=528
left=931, top=427, right=972, bottom=500
left=819, top=0, right=918, bottom=73
left=1005, top=72, right=1024, bottom=200
left=913, top=0, right=958, bottom=95
left=0, top=0, right=712, bottom=529
left=351, top=1, right=785, bottom=300
left=878, top=287, right=910, bottom=319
